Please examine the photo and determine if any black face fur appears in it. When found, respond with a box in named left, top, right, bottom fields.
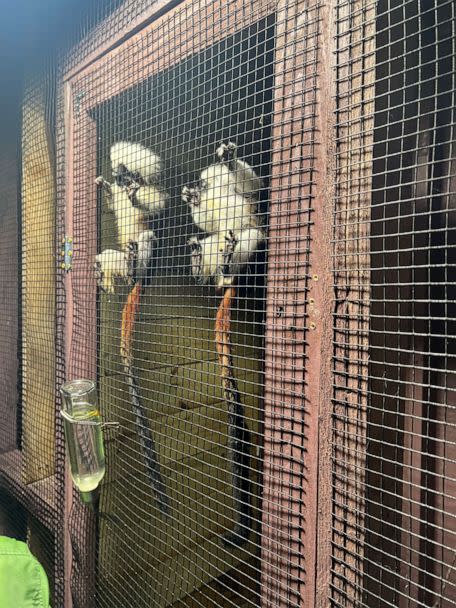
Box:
left=114, top=163, right=145, bottom=188
left=181, top=184, right=202, bottom=207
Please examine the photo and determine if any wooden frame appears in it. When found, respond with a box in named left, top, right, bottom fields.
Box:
left=0, top=72, right=62, bottom=604
left=261, top=1, right=334, bottom=607
left=62, top=0, right=333, bottom=606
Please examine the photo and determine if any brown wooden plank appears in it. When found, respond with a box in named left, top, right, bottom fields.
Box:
left=22, top=88, right=56, bottom=483
left=64, top=87, right=98, bottom=608
left=68, top=0, right=276, bottom=101
left=314, top=1, right=338, bottom=605
left=0, top=449, right=57, bottom=532
left=331, top=0, right=375, bottom=603
left=261, top=1, right=330, bottom=606
left=0, top=142, right=19, bottom=454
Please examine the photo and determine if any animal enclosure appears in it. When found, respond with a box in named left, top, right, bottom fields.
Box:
left=0, top=1, right=454, bottom=608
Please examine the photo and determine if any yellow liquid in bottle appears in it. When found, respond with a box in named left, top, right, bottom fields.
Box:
left=64, top=403, right=106, bottom=492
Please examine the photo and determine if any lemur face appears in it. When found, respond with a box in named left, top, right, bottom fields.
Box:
left=113, top=163, right=145, bottom=188
left=216, top=141, right=237, bottom=162
left=182, top=184, right=202, bottom=207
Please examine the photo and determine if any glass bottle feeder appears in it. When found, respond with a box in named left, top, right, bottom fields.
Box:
left=60, top=379, right=106, bottom=507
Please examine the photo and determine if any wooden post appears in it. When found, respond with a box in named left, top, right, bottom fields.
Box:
left=63, top=81, right=98, bottom=608
left=0, top=144, right=19, bottom=454
left=22, top=86, right=56, bottom=483
left=261, top=1, right=334, bottom=606
left=331, top=0, right=375, bottom=603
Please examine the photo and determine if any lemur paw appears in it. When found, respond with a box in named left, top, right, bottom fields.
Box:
left=216, top=141, right=237, bottom=161
left=223, top=230, right=238, bottom=259
left=127, top=181, right=140, bottom=202
left=95, top=176, right=112, bottom=197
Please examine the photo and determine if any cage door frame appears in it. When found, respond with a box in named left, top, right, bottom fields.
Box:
left=62, top=1, right=329, bottom=606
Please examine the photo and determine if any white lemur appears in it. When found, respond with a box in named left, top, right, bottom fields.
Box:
left=110, top=141, right=168, bottom=216
left=94, top=142, right=168, bottom=289
left=182, top=142, right=265, bottom=546
left=94, top=230, right=157, bottom=294
left=182, top=141, right=265, bottom=287
left=98, top=142, right=168, bottom=251
left=95, top=143, right=170, bottom=515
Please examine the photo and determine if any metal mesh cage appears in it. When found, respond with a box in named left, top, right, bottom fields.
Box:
left=332, top=1, right=455, bottom=606
left=61, top=2, right=320, bottom=605
left=0, top=1, right=453, bottom=607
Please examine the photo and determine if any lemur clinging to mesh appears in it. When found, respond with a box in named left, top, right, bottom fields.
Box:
left=182, top=142, right=265, bottom=547
left=182, top=141, right=265, bottom=288
left=94, top=142, right=168, bottom=292
left=95, top=142, right=170, bottom=515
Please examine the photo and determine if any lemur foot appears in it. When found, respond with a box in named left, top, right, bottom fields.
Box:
left=126, top=240, right=138, bottom=284
left=216, top=141, right=237, bottom=162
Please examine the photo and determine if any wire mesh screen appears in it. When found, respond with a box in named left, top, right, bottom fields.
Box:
left=0, top=146, right=19, bottom=454
left=0, top=0, right=454, bottom=607
left=333, top=1, right=455, bottom=606
left=0, top=64, right=59, bottom=603
left=62, top=1, right=320, bottom=606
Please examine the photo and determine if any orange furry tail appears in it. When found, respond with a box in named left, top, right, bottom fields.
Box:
left=215, top=287, right=252, bottom=547
left=120, top=282, right=169, bottom=515
left=215, top=287, right=235, bottom=373
left=121, top=282, right=141, bottom=362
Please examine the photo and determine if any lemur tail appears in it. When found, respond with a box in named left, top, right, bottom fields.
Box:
left=215, top=287, right=252, bottom=547
left=121, top=283, right=170, bottom=515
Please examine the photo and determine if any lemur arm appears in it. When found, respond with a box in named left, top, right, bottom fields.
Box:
left=216, top=141, right=263, bottom=198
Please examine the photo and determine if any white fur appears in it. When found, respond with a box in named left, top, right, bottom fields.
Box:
left=229, top=228, right=265, bottom=276
left=189, top=228, right=265, bottom=283
left=110, top=141, right=162, bottom=183
left=189, top=232, right=226, bottom=281
left=133, top=184, right=168, bottom=216
left=106, top=183, right=148, bottom=251
left=185, top=142, right=264, bottom=283
left=191, top=163, right=259, bottom=234
left=215, top=141, right=263, bottom=197
left=135, top=230, right=157, bottom=281
left=95, top=249, right=130, bottom=294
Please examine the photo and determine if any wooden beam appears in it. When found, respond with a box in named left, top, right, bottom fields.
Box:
left=22, top=84, right=56, bottom=483
left=331, top=0, right=375, bottom=603
left=261, top=1, right=333, bottom=606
